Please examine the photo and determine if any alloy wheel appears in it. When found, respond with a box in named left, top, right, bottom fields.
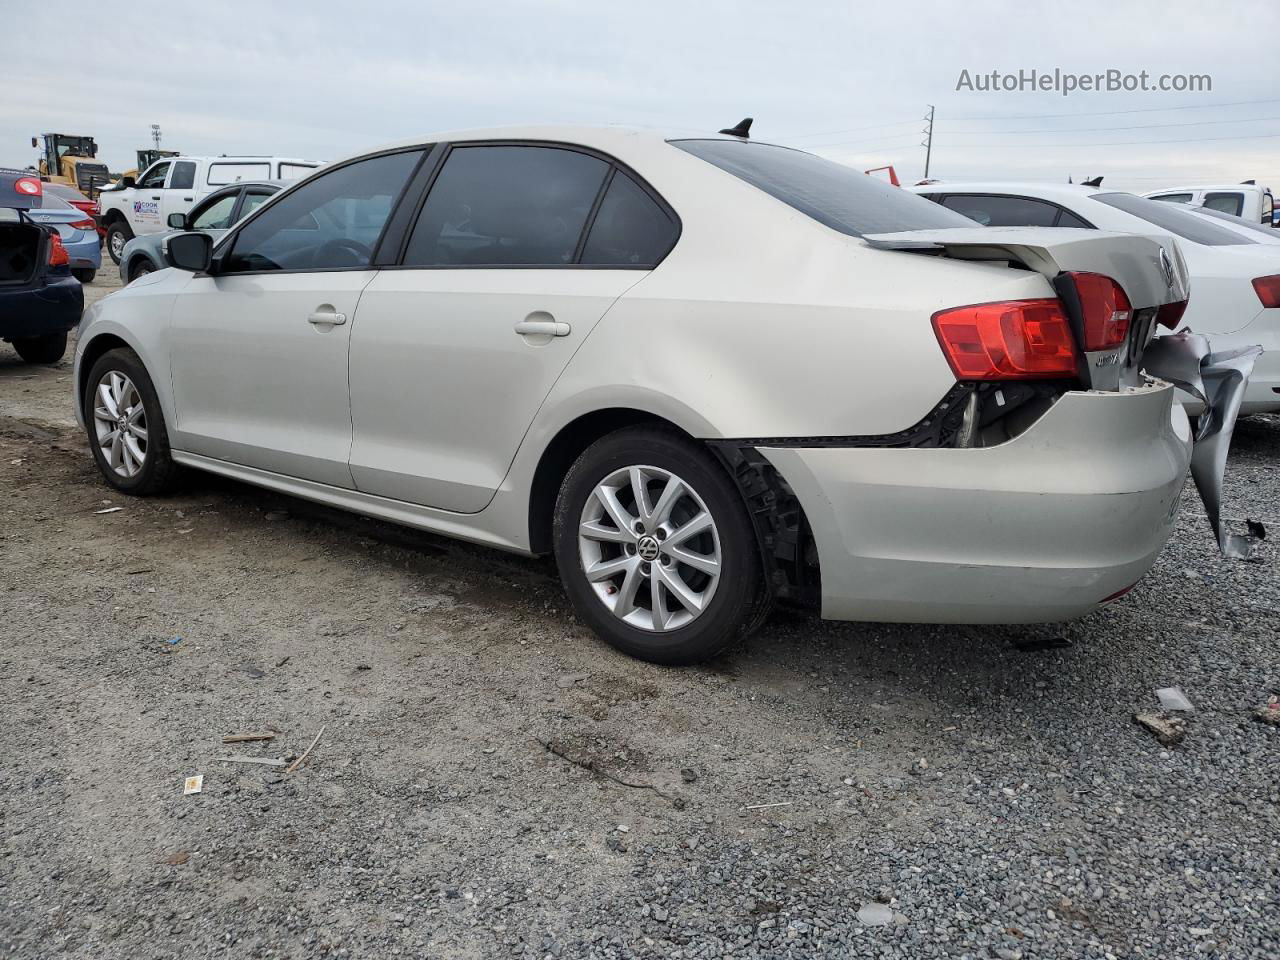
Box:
left=110, top=232, right=126, bottom=260
left=93, top=371, right=148, bottom=478
left=578, top=465, right=722, bottom=632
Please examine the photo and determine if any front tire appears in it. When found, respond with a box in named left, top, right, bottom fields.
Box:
left=128, top=259, right=154, bottom=283
left=105, top=221, right=133, bottom=265
left=84, top=348, right=181, bottom=495
left=12, top=332, right=67, bottom=364
left=553, top=426, right=764, bottom=665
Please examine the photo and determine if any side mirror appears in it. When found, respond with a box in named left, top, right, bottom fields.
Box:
left=164, top=232, right=213, bottom=273
left=167, top=212, right=188, bottom=229
left=120, top=175, right=136, bottom=188
left=31, top=136, right=38, bottom=149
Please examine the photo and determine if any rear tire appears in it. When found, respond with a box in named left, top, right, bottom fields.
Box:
left=553, top=426, right=764, bottom=665
left=72, top=268, right=96, bottom=284
left=83, top=347, right=181, bottom=495
left=105, top=222, right=133, bottom=265
left=12, top=332, right=67, bottom=364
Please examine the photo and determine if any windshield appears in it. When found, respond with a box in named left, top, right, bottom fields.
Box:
left=1093, top=192, right=1256, bottom=246
left=671, top=139, right=974, bottom=237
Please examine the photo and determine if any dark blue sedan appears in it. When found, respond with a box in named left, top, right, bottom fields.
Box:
left=1, top=168, right=83, bottom=363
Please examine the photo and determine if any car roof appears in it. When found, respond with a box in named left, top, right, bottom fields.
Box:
left=1144, top=183, right=1270, bottom=194
left=321, top=124, right=752, bottom=169
left=906, top=182, right=1107, bottom=202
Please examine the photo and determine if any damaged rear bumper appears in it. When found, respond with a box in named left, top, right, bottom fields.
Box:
left=758, top=380, right=1192, bottom=624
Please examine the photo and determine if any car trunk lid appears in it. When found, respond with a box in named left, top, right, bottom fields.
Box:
left=862, top=226, right=1190, bottom=391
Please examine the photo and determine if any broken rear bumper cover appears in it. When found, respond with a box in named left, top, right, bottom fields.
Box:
left=758, top=380, right=1192, bottom=624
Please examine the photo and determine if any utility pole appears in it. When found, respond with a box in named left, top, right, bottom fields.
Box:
left=151, top=124, right=162, bottom=150
left=922, top=104, right=934, bottom=179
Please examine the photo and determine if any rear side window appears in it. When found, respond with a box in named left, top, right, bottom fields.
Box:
left=1203, top=192, right=1244, bottom=216
left=581, top=172, right=678, bottom=266
left=208, top=162, right=271, bottom=185
left=1093, top=192, right=1256, bottom=246
left=224, top=150, right=421, bottom=272
left=939, top=194, right=1059, bottom=227
left=1149, top=193, right=1194, bottom=204
left=278, top=163, right=318, bottom=180
left=170, top=161, right=196, bottom=191
left=671, top=139, right=972, bottom=237
left=404, top=145, right=609, bottom=266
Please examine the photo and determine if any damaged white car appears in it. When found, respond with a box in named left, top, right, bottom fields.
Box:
left=76, top=124, right=1205, bottom=664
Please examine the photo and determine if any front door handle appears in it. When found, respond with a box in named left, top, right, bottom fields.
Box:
left=307, top=309, right=347, bottom=326
left=514, top=318, right=570, bottom=337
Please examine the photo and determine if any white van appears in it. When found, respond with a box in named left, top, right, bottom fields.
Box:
left=1143, top=182, right=1275, bottom=227
left=99, top=155, right=323, bottom=263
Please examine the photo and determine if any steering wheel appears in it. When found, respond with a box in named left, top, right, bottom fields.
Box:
left=314, top=238, right=371, bottom=266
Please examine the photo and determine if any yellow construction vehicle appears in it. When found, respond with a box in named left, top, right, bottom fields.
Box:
left=121, top=148, right=180, bottom=181
left=32, top=133, right=112, bottom=198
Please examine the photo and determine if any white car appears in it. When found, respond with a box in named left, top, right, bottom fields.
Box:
left=1143, top=182, right=1275, bottom=227
left=99, top=154, right=322, bottom=264
left=910, top=183, right=1280, bottom=414
left=74, top=126, right=1194, bottom=664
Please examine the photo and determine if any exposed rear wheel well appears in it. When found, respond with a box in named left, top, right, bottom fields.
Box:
left=527, top=409, right=819, bottom=608
left=101, top=210, right=128, bottom=226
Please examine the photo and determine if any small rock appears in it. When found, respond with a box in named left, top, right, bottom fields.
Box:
left=264, top=510, right=288, bottom=522
left=1134, top=712, right=1186, bottom=746
left=240, top=665, right=265, bottom=679
left=652, top=906, right=668, bottom=923
left=556, top=673, right=589, bottom=689
left=680, top=768, right=697, bottom=783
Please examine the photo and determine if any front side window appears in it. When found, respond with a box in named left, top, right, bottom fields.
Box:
left=672, top=139, right=972, bottom=237
left=404, top=145, right=609, bottom=267
left=1203, top=192, right=1244, bottom=217
left=170, top=161, right=196, bottom=191
left=1094, top=192, right=1256, bottom=246
left=190, top=192, right=238, bottom=230
left=223, top=150, right=421, bottom=273
left=581, top=172, right=678, bottom=266
left=138, top=162, right=170, bottom=189
left=939, top=194, right=1060, bottom=227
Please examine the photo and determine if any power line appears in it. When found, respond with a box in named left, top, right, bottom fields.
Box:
left=782, top=118, right=922, bottom=141
left=943, top=97, right=1280, bottom=123
left=938, top=131, right=1280, bottom=149
left=941, top=114, right=1280, bottom=136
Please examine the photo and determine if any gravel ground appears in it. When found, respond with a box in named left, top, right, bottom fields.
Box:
left=2, top=276, right=1278, bottom=959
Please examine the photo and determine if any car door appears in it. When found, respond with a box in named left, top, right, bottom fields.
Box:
left=348, top=144, right=679, bottom=513
left=160, top=160, right=199, bottom=228
left=168, top=149, right=425, bottom=487
left=131, top=161, right=171, bottom=235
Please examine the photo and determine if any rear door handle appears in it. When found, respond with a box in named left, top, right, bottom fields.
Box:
left=514, top=319, right=570, bottom=337
left=308, top=309, right=347, bottom=326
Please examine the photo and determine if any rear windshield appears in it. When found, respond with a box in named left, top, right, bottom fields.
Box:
left=1093, top=192, right=1256, bottom=246
left=671, top=139, right=973, bottom=237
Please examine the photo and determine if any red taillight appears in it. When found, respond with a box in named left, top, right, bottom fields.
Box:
left=15, top=176, right=42, bottom=197
left=1155, top=298, right=1189, bottom=330
left=932, top=299, right=1079, bottom=380
left=1253, top=275, right=1280, bottom=308
left=48, top=234, right=69, bottom=267
left=69, top=217, right=96, bottom=231
left=1067, top=272, right=1132, bottom=350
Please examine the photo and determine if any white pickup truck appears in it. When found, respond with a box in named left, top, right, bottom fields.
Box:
left=99, top=155, right=322, bottom=263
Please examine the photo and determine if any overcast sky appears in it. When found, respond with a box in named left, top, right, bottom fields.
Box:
left=4, top=0, right=1278, bottom=193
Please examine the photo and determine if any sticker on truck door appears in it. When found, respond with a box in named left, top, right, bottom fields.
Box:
left=133, top=199, right=160, bottom=223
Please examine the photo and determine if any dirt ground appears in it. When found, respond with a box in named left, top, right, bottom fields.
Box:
left=2, top=273, right=1278, bottom=959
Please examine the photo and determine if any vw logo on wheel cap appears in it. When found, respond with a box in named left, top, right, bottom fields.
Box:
left=637, top=535, right=660, bottom=561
